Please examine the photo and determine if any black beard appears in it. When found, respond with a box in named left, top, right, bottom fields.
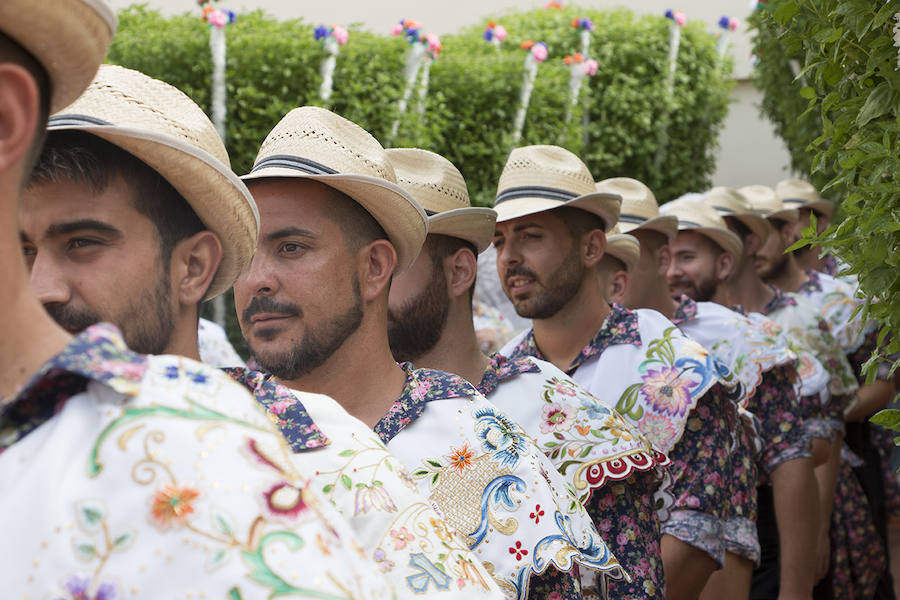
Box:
left=505, top=244, right=583, bottom=319
left=759, top=251, right=790, bottom=283
left=387, top=266, right=450, bottom=363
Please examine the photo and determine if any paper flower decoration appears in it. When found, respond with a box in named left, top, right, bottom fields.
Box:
left=564, top=54, right=599, bottom=76
left=200, top=2, right=235, bottom=28
left=531, top=42, right=548, bottom=62
left=392, top=19, right=422, bottom=44
left=717, top=16, right=740, bottom=31
left=315, top=25, right=349, bottom=45
left=424, top=32, right=442, bottom=59
left=483, top=22, right=508, bottom=42
left=571, top=17, right=594, bottom=31
left=544, top=1, right=564, bottom=9
left=664, top=10, right=687, bottom=27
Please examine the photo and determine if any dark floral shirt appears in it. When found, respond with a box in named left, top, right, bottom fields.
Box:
left=670, top=295, right=699, bottom=326
left=822, top=255, right=839, bottom=277
left=223, top=368, right=330, bottom=451
left=475, top=353, right=540, bottom=396
left=752, top=364, right=813, bottom=484
left=762, top=286, right=797, bottom=314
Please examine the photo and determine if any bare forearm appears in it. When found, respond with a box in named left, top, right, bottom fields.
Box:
left=846, top=379, right=895, bottom=422
left=771, top=457, right=818, bottom=598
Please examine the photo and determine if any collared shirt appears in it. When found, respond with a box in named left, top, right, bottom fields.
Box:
left=197, top=317, right=246, bottom=368
left=797, top=269, right=871, bottom=353
left=0, top=323, right=406, bottom=600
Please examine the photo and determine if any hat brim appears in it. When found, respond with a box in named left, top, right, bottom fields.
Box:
left=242, top=166, right=427, bottom=274
left=48, top=123, right=259, bottom=300
left=782, top=198, right=835, bottom=219
left=617, top=214, right=679, bottom=242
left=760, top=207, right=799, bottom=223
left=724, top=213, right=770, bottom=244
left=677, top=225, right=743, bottom=260
left=494, top=192, right=621, bottom=233
left=605, top=234, right=640, bottom=272
left=428, top=207, right=497, bottom=254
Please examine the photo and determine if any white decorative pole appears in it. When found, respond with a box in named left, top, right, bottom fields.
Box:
left=511, top=41, right=548, bottom=145
left=416, top=33, right=442, bottom=115
left=653, top=9, right=687, bottom=171
left=315, top=25, right=349, bottom=102
left=716, top=16, right=739, bottom=61
left=389, top=19, right=427, bottom=142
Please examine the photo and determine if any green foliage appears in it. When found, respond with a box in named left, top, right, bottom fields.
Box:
left=751, top=0, right=900, bottom=379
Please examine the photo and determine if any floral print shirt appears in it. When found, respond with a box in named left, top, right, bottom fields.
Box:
left=0, top=323, right=418, bottom=600
left=797, top=269, right=871, bottom=354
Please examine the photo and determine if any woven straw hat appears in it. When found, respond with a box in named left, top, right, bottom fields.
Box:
left=494, top=145, right=620, bottom=231
left=595, top=177, right=678, bottom=241
left=387, top=148, right=496, bottom=253
left=604, top=225, right=640, bottom=273
left=775, top=178, right=834, bottom=218
left=739, top=184, right=798, bottom=223
left=704, top=186, right=770, bottom=243
left=243, top=107, right=426, bottom=273
left=48, top=64, right=259, bottom=300
left=661, top=198, right=743, bottom=259
left=0, top=0, right=116, bottom=113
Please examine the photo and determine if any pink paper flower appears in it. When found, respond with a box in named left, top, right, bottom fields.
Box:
left=208, top=9, right=228, bottom=28
left=494, top=25, right=508, bottom=41
left=583, top=59, right=599, bottom=76
left=531, top=42, right=548, bottom=63
left=391, top=23, right=404, bottom=36
left=333, top=25, right=349, bottom=45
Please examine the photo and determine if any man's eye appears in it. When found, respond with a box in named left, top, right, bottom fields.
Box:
left=281, top=242, right=306, bottom=253
left=68, top=238, right=100, bottom=250
left=22, top=245, right=36, bottom=257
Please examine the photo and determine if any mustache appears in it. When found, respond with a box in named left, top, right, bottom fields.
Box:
left=44, top=302, right=101, bottom=333
left=241, top=296, right=302, bottom=323
left=503, top=265, right=539, bottom=284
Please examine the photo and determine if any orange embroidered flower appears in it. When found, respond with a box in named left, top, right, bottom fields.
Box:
left=151, top=484, right=199, bottom=528
left=446, top=443, right=474, bottom=472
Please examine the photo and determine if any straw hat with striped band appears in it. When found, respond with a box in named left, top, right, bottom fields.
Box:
left=739, top=184, right=798, bottom=223
left=595, top=177, right=678, bottom=241
left=775, top=178, right=834, bottom=218
left=604, top=225, right=640, bottom=273
left=660, top=198, right=743, bottom=259
left=48, top=64, right=259, bottom=300
left=493, top=145, right=620, bottom=231
left=386, top=148, right=496, bottom=253
left=243, top=107, right=426, bottom=274
left=0, top=0, right=116, bottom=113
left=704, top=186, right=770, bottom=243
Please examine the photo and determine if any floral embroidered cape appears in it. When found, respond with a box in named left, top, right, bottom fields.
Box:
left=197, top=317, right=246, bottom=368
left=227, top=368, right=504, bottom=598
left=376, top=363, right=628, bottom=599
left=476, top=353, right=664, bottom=505
left=797, top=270, right=873, bottom=354
left=0, top=324, right=403, bottom=600
left=501, top=304, right=730, bottom=456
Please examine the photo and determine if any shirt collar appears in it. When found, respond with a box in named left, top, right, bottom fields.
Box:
left=670, top=295, right=699, bottom=326
left=797, top=269, right=823, bottom=294
left=476, top=353, right=541, bottom=396
left=762, top=285, right=797, bottom=315
left=822, top=255, right=839, bottom=277
left=223, top=368, right=330, bottom=451
left=507, top=303, right=643, bottom=373
left=1, top=323, right=147, bottom=453
left=374, top=362, right=477, bottom=444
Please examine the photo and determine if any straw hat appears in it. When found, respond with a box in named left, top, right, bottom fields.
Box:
left=739, top=184, right=798, bottom=223
left=660, top=198, right=743, bottom=259
left=775, top=178, right=834, bottom=218
left=704, top=186, right=770, bottom=243
left=243, top=107, right=426, bottom=273
left=595, top=177, right=678, bottom=241
left=0, top=0, right=116, bottom=113
left=494, top=145, right=620, bottom=231
left=387, top=148, right=496, bottom=253
left=604, top=225, right=640, bottom=273
left=47, top=64, right=259, bottom=300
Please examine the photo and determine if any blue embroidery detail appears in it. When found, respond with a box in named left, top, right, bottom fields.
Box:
left=406, top=553, right=452, bottom=593
left=533, top=512, right=615, bottom=571
left=473, top=407, right=527, bottom=469
left=469, top=474, right=527, bottom=548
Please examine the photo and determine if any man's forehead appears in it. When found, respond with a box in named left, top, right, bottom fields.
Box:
left=20, top=177, right=136, bottom=227
left=494, top=211, right=561, bottom=233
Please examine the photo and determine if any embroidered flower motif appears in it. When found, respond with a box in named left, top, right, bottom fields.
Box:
left=530, top=504, right=545, bottom=524
left=638, top=413, right=678, bottom=444
left=430, top=517, right=453, bottom=541
left=539, top=403, right=576, bottom=434
left=605, top=416, right=635, bottom=441
left=390, top=527, right=415, bottom=550
left=553, top=381, right=578, bottom=396
left=640, top=366, right=698, bottom=417
left=373, top=547, right=395, bottom=572
left=263, top=482, right=307, bottom=518
left=267, top=398, right=296, bottom=415
left=508, top=540, right=529, bottom=561
left=56, top=576, right=117, bottom=600
left=446, top=443, right=475, bottom=473
left=150, top=484, right=199, bottom=528
left=474, top=407, right=527, bottom=468
left=353, top=482, right=398, bottom=516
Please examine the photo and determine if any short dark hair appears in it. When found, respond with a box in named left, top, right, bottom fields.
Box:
left=725, top=217, right=752, bottom=242
left=0, top=32, right=51, bottom=178
left=27, top=130, right=206, bottom=264
left=425, top=233, right=478, bottom=301
left=554, top=207, right=606, bottom=241
left=319, top=186, right=388, bottom=252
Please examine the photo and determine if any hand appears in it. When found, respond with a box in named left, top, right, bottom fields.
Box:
left=814, top=530, right=830, bottom=583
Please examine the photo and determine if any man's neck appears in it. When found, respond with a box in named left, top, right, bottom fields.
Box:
left=765, top=254, right=809, bottom=294
left=794, top=247, right=825, bottom=272
left=275, top=318, right=408, bottom=430
left=410, top=301, right=490, bottom=387
left=165, top=310, right=203, bottom=361
left=632, top=276, right=679, bottom=320
left=724, top=263, right=775, bottom=314
left=531, top=274, right=611, bottom=372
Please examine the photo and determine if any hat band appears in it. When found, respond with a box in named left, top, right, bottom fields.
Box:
left=678, top=219, right=704, bottom=229
left=425, top=209, right=438, bottom=216
left=711, top=206, right=735, bottom=215
left=781, top=198, right=806, bottom=206
left=495, top=185, right=578, bottom=206
left=251, top=154, right=338, bottom=176
left=618, top=213, right=650, bottom=225
left=48, top=114, right=114, bottom=128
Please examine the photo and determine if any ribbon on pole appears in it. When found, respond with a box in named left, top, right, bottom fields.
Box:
left=389, top=19, right=428, bottom=142
left=416, top=33, right=442, bottom=115
left=315, top=25, right=349, bottom=102
left=511, top=41, right=548, bottom=145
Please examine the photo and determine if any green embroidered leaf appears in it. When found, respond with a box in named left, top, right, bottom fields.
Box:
left=341, top=474, right=353, bottom=490
left=412, top=469, right=430, bottom=478
left=227, top=587, right=242, bottom=600
left=213, top=513, right=234, bottom=536
left=322, top=483, right=334, bottom=494
left=74, top=542, right=96, bottom=560
left=579, top=446, right=592, bottom=458
left=112, top=532, right=133, bottom=549
left=431, top=473, right=440, bottom=486
left=338, top=449, right=355, bottom=457
left=82, top=506, right=104, bottom=526
left=425, top=459, right=443, bottom=469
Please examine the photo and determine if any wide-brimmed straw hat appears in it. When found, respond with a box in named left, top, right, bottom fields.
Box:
left=48, top=64, right=259, bottom=300
left=494, top=145, right=620, bottom=231
left=739, top=184, right=798, bottom=223
left=604, top=225, right=640, bottom=273
left=387, top=148, right=496, bottom=253
left=704, top=187, right=770, bottom=243
left=0, top=0, right=117, bottom=113
left=595, top=177, right=678, bottom=241
left=775, top=178, right=834, bottom=218
left=661, top=198, right=743, bottom=259
left=243, top=106, right=426, bottom=273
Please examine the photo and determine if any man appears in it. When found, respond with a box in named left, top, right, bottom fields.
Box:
left=234, top=107, right=626, bottom=598
left=384, top=147, right=665, bottom=600
left=706, top=188, right=882, bottom=600
left=772, top=179, right=844, bottom=278
left=18, top=64, right=497, bottom=599
left=0, top=6, right=402, bottom=600
left=597, top=225, right=639, bottom=305
left=661, top=196, right=820, bottom=600
left=491, top=148, right=727, bottom=600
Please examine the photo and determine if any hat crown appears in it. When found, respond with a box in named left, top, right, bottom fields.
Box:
left=51, top=64, right=229, bottom=168
left=253, top=106, right=399, bottom=184
left=775, top=178, right=820, bottom=204
left=738, top=184, right=783, bottom=215
left=387, top=148, right=470, bottom=213
left=496, top=145, right=596, bottom=201
left=662, top=198, right=730, bottom=230
left=596, top=177, right=659, bottom=219
left=705, top=186, right=753, bottom=215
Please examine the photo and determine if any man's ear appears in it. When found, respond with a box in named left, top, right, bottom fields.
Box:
left=359, top=239, right=397, bottom=301
left=446, top=247, right=477, bottom=301
left=0, top=63, right=41, bottom=178
left=170, top=230, right=223, bottom=306
left=655, top=243, right=672, bottom=276
left=608, top=270, right=629, bottom=304
left=582, top=229, right=607, bottom=268
left=716, top=251, right=735, bottom=282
